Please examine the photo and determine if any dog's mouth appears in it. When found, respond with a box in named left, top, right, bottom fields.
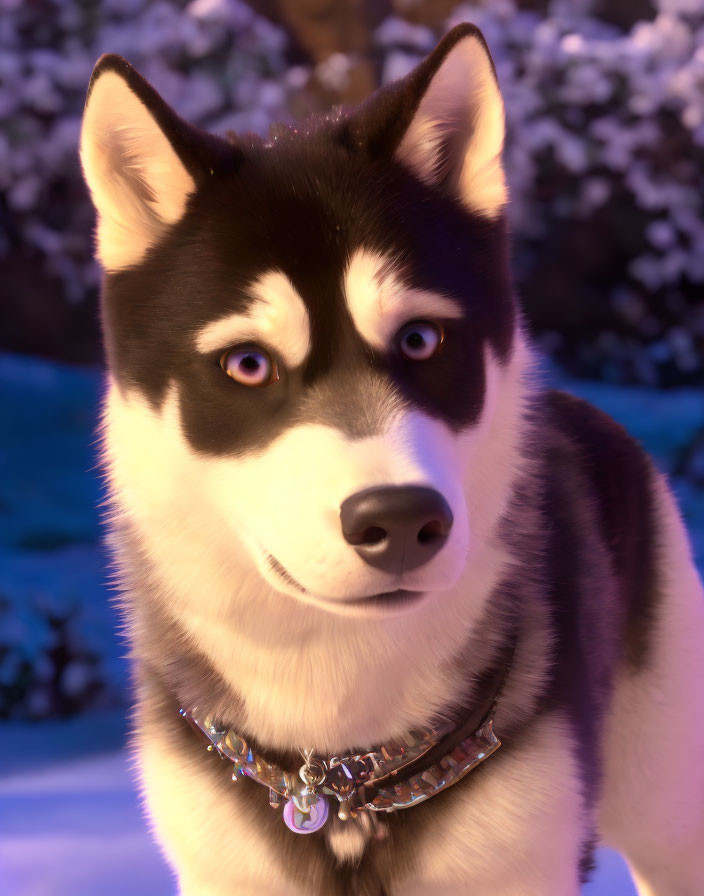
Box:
left=331, top=589, right=426, bottom=610
left=265, top=554, right=426, bottom=615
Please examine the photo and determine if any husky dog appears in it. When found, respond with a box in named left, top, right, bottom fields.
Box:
left=80, top=24, right=704, bottom=895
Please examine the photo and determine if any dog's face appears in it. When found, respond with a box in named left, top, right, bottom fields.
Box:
left=82, top=26, right=527, bottom=622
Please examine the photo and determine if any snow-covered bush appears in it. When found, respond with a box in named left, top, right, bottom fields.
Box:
left=481, top=0, right=704, bottom=384
left=0, top=577, right=109, bottom=718
left=0, top=353, right=124, bottom=719
left=1, top=0, right=703, bottom=383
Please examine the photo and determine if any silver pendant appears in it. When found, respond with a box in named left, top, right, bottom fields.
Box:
left=282, top=748, right=330, bottom=833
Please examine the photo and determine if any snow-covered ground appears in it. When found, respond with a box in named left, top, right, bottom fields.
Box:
left=1, top=352, right=702, bottom=894
left=0, top=712, right=639, bottom=896
left=0, top=713, right=174, bottom=896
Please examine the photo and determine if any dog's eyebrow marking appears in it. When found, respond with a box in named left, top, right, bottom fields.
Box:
left=195, top=271, right=310, bottom=367
left=344, top=249, right=463, bottom=350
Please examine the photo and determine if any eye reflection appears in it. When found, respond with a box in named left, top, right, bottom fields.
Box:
left=220, top=346, right=278, bottom=386
left=397, top=321, right=443, bottom=361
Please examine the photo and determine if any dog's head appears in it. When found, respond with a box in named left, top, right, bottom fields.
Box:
left=82, top=25, right=531, bottom=623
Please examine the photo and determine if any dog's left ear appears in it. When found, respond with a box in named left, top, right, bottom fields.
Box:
left=343, top=24, right=506, bottom=218
left=80, top=54, right=234, bottom=272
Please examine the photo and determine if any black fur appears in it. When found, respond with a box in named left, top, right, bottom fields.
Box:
left=518, top=391, right=660, bottom=821
left=545, top=391, right=659, bottom=669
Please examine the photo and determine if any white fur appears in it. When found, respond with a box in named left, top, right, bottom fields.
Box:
left=137, top=718, right=303, bottom=896
left=80, top=69, right=195, bottom=271
left=195, top=271, right=311, bottom=368
left=399, top=713, right=584, bottom=895
left=112, top=319, right=704, bottom=890
left=344, top=249, right=463, bottom=350
left=396, top=34, right=507, bottom=218
left=598, top=473, right=704, bottom=894
left=324, top=812, right=376, bottom=864
left=105, top=335, right=535, bottom=757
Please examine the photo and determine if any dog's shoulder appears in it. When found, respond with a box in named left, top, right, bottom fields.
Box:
left=540, top=388, right=655, bottom=486
left=539, top=388, right=659, bottom=667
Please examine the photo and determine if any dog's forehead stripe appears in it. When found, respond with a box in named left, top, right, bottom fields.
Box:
left=344, top=249, right=464, bottom=350
left=195, top=271, right=310, bottom=367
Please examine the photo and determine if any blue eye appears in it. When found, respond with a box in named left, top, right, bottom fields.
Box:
left=220, top=346, right=278, bottom=386
left=397, top=321, right=443, bottom=361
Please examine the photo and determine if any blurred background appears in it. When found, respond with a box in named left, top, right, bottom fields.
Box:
left=1, top=0, right=703, bottom=893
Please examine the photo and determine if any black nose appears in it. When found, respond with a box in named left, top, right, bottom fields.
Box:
left=340, top=485, right=453, bottom=574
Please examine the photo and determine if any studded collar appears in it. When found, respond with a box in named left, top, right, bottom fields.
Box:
left=181, top=634, right=515, bottom=835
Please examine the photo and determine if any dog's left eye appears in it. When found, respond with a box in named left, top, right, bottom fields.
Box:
left=397, top=321, right=443, bottom=361
left=220, top=346, right=279, bottom=387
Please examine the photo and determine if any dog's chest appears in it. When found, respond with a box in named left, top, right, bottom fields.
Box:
left=139, top=708, right=582, bottom=894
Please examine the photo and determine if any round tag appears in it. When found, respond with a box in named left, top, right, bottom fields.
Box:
left=283, top=794, right=329, bottom=834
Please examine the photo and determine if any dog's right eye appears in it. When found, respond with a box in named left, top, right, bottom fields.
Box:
left=220, top=346, right=279, bottom=387
left=397, top=321, right=443, bottom=361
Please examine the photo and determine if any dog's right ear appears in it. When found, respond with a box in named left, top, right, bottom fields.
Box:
left=342, top=24, right=506, bottom=219
left=80, top=55, right=234, bottom=272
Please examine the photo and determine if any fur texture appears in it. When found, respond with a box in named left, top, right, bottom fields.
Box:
left=80, top=24, right=704, bottom=895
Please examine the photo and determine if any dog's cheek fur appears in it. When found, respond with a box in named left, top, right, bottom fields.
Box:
left=104, top=383, right=471, bottom=601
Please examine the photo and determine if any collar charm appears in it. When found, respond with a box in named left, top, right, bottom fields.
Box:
left=283, top=748, right=330, bottom=833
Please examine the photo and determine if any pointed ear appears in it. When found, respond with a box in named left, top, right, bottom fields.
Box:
left=80, top=55, right=232, bottom=272
left=344, top=24, right=507, bottom=218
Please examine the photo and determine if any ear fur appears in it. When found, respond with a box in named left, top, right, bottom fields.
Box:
left=80, top=55, right=232, bottom=272
left=344, top=24, right=507, bottom=218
